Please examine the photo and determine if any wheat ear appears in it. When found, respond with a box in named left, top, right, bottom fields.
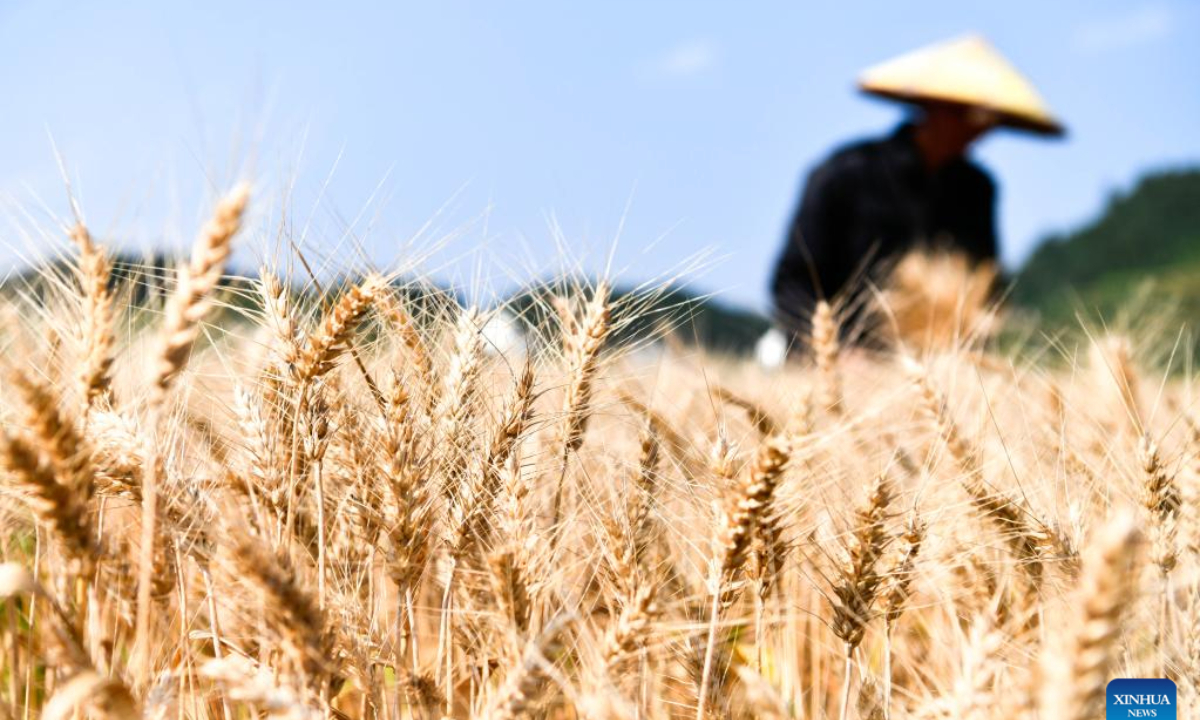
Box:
left=601, top=582, right=657, bottom=681
left=712, top=385, right=779, bottom=437
left=811, top=300, right=843, bottom=414
left=69, top=223, right=116, bottom=412
left=292, top=275, right=385, bottom=384
left=697, top=434, right=790, bottom=720
left=488, top=546, right=533, bottom=637
left=734, top=667, right=790, bottom=720
left=42, top=671, right=139, bottom=720
left=452, top=357, right=537, bottom=559
left=882, top=513, right=924, bottom=720
left=378, top=385, right=434, bottom=591
left=259, top=270, right=303, bottom=372
left=1139, top=433, right=1179, bottom=576
left=7, top=368, right=95, bottom=499
left=905, top=357, right=1048, bottom=585
left=2, top=565, right=137, bottom=718
left=551, top=281, right=612, bottom=527
left=1139, top=433, right=1178, bottom=662
left=884, top=513, right=924, bottom=629
left=152, top=183, right=249, bottom=400
left=227, top=533, right=336, bottom=687
left=716, top=435, right=791, bottom=588
left=0, top=432, right=97, bottom=576
left=878, top=511, right=921, bottom=720
left=489, top=615, right=573, bottom=720
left=432, top=307, right=485, bottom=497
left=1090, top=335, right=1142, bottom=432
left=627, top=419, right=661, bottom=576
left=832, top=474, right=892, bottom=720
left=1046, top=511, right=1140, bottom=720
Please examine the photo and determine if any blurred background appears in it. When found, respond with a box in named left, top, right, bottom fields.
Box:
left=0, top=0, right=1196, bottom=334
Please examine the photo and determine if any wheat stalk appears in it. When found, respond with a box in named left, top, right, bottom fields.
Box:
left=137, top=183, right=249, bottom=688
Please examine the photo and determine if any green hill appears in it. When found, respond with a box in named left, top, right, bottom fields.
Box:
left=1014, top=167, right=1200, bottom=327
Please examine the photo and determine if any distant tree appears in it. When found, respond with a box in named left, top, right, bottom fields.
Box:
left=1014, top=167, right=1200, bottom=327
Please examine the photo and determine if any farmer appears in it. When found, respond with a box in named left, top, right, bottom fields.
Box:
left=770, top=34, right=1063, bottom=346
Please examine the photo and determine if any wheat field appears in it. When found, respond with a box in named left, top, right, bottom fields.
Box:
left=0, top=184, right=1194, bottom=720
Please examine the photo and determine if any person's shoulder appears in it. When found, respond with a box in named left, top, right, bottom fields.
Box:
left=810, top=134, right=886, bottom=180
left=828, top=134, right=890, bottom=166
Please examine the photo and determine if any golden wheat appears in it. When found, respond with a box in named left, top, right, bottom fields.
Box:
left=0, top=190, right=1194, bottom=720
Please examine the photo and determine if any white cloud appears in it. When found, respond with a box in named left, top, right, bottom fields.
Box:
left=1073, top=4, right=1173, bottom=54
left=647, top=39, right=718, bottom=79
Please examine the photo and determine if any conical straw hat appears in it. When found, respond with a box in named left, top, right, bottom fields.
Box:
left=858, top=34, right=1064, bottom=137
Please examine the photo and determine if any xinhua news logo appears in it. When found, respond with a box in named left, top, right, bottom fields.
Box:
left=1107, top=679, right=1176, bottom=719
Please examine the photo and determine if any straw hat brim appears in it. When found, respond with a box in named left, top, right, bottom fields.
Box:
left=859, top=85, right=1065, bottom=137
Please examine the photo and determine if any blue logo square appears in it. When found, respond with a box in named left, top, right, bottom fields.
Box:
left=1107, top=679, right=1176, bottom=719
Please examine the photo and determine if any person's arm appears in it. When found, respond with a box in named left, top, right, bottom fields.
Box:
left=771, top=159, right=853, bottom=338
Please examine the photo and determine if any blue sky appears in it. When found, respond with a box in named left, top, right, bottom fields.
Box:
left=0, top=1, right=1196, bottom=310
